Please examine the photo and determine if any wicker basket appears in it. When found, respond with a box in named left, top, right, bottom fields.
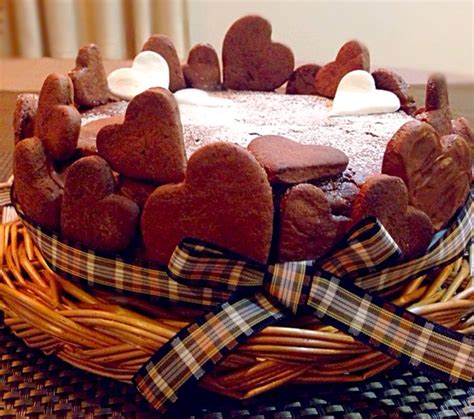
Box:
left=0, top=218, right=473, bottom=400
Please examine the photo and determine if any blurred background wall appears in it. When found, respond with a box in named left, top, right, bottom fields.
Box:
left=0, top=0, right=472, bottom=77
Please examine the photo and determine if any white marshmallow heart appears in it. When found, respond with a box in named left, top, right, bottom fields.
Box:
left=174, top=88, right=231, bottom=107
left=330, top=70, right=400, bottom=117
left=107, top=51, right=170, bottom=100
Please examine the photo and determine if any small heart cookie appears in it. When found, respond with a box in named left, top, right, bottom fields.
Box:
left=382, top=121, right=471, bottom=229
left=415, top=73, right=452, bottom=135
left=315, top=40, right=370, bottom=98
left=372, top=68, right=416, bottom=115
left=286, top=64, right=321, bottom=95
left=183, top=43, right=221, bottom=90
left=352, top=174, right=434, bottom=260
left=13, top=137, right=63, bottom=230
left=97, top=88, right=186, bottom=183
left=69, top=44, right=109, bottom=108
left=248, top=135, right=349, bottom=185
left=118, top=177, right=158, bottom=209
left=278, top=184, right=348, bottom=262
left=61, top=156, right=139, bottom=252
left=13, top=93, right=38, bottom=144
left=107, top=51, right=170, bottom=100
left=330, top=70, right=400, bottom=116
left=142, top=34, right=185, bottom=92
left=223, top=15, right=294, bottom=91
left=34, top=73, right=81, bottom=161
left=141, top=142, right=274, bottom=264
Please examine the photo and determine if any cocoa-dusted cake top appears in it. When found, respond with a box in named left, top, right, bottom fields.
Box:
left=81, top=90, right=413, bottom=185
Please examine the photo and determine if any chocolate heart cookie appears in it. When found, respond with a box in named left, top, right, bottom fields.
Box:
left=248, top=135, right=348, bottom=185
left=382, top=121, right=471, bottom=230
left=286, top=64, right=321, bottom=95
left=13, top=137, right=63, bottom=229
left=97, top=87, right=186, bottom=183
left=69, top=44, right=109, bottom=108
left=34, top=73, right=81, bottom=161
left=352, top=174, right=434, bottom=260
left=13, top=93, right=38, bottom=144
left=372, top=68, right=416, bottom=115
left=61, top=156, right=139, bottom=252
left=141, top=142, right=274, bottom=264
left=222, top=15, right=294, bottom=91
left=142, top=34, right=186, bottom=92
left=278, top=184, right=349, bottom=262
left=415, top=73, right=452, bottom=135
left=183, top=43, right=221, bottom=90
left=314, top=40, right=370, bottom=98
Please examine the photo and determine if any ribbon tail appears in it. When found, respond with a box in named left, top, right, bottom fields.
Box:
left=306, top=272, right=474, bottom=383
left=133, top=293, right=286, bottom=413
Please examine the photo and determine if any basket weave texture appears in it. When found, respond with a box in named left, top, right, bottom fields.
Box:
left=1, top=217, right=472, bottom=400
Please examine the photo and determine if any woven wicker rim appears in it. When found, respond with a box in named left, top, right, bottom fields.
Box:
left=0, top=220, right=472, bottom=400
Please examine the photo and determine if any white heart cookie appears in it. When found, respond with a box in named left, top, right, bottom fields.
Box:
left=330, top=70, right=400, bottom=116
left=107, top=51, right=170, bottom=100
left=174, top=88, right=231, bottom=107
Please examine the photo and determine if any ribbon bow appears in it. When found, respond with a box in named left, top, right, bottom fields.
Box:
left=135, top=202, right=473, bottom=412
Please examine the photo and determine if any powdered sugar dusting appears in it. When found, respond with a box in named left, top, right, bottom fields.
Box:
left=81, top=91, right=414, bottom=185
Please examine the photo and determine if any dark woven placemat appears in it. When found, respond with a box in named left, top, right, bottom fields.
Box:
left=1, top=322, right=472, bottom=418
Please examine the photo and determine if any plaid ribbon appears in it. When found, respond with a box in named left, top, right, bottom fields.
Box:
left=5, top=184, right=474, bottom=412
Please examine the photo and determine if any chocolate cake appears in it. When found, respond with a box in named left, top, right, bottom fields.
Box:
left=12, top=15, right=472, bottom=266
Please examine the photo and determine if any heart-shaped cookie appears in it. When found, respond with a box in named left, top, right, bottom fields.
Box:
left=142, top=34, right=185, bottom=92
left=415, top=73, right=452, bottom=135
left=314, top=40, right=370, bottom=98
left=13, top=137, right=63, bottom=230
left=141, top=142, right=274, bottom=264
left=13, top=93, right=38, bottom=144
left=34, top=73, right=81, bottom=161
left=107, top=51, right=170, bottom=100
left=69, top=44, right=109, bottom=108
left=382, top=120, right=471, bottom=230
left=183, top=43, right=221, bottom=90
left=330, top=70, right=400, bottom=116
left=286, top=64, right=321, bottom=95
left=248, top=135, right=349, bottom=185
left=277, top=184, right=349, bottom=262
left=222, top=15, right=294, bottom=91
left=96, top=87, right=186, bottom=183
left=372, top=68, right=416, bottom=115
left=61, top=156, right=139, bottom=252
left=352, top=174, right=434, bottom=260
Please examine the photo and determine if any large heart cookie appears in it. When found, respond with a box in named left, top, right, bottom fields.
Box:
left=69, top=44, right=109, bottom=108
left=13, top=93, right=38, bottom=144
left=248, top=135, right=348, bottom=185
left=142, top=34, right=185, bottom=92
left=278, top=184, right=349, bottom=262
left=382, top=121, right=471, bottom=230
left=372, top=68, right=416, bottom=115
left=141, top=142, right=274, bottom=264
left=61, top=156, right=139, bottom=252
left=182, top=43, right=221, bottom=90
left=415, top=73, right=452, bottom=135
left=34, top=73, right=81, bottom=161
left=107, top=51, right=170, bottom=100
left=352, top=174, right=434, bottom=260
left=222, top=15, right=294, bottom=91
left=96, top=87, right=186, bottom=183
left=330, top=70, right=400, bottom=116
left=13, top=137, right=63, bottom=230
left=315, top=40, right=370, bottom=98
